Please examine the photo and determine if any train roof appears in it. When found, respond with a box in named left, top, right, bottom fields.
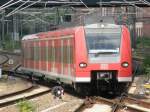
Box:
left=22, top=22, right=123, bottom=41
left=22, top=26, right=77, bottom=40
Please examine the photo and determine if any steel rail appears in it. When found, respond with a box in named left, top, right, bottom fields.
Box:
left=75, top=95, right=150, bottom=112
left=0, top=54, right=9, bottom=66
left=0, top=84, right=50, bottom=107
left=0, top=81, right=33, bottom=100
left=0, top=50, right=21, bottom=56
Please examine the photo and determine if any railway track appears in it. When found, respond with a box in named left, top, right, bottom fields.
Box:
left=0, top=50, right=20, bottom=56
left=0, top=80, right=33, bottom=99
left=0, top=53, right=9, bottom=66
left=76, top=79, right=149, bottom=112
left=0, top=84, right=50, bottom=108
left=75, top=95, right=150, bottom=112
left=1, top=51, right=149, bottom=112
left=0, top=50, right=21, bottom=71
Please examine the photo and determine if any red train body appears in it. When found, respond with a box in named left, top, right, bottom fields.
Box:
left=21, top=22, right=132, bottom=94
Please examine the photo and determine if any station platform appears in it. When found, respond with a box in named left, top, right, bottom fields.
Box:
left=0, top=75, right=32, bottom=97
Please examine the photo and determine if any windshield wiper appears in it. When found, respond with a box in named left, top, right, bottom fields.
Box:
left=88, top=49, right=119, bottom=57
left=89, top=49, right=119, bottom=54
left=94, top=51, right=117, bottom=57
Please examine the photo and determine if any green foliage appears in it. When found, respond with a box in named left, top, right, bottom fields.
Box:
left=134, top=37, right=150, bottom=78
left=2, top=34, right=21, bottom=51
left=136, top=37, right=150, bottom=48
left=143, top=56, right=150, bottom=76
left=17, top=99, right=35, bottom=112
left=143, top=56, right=150, bottom=67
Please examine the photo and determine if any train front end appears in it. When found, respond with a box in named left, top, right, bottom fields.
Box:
left=74, top=23, right=132, bottom=94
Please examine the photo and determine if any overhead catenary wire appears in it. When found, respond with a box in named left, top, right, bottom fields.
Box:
left=20, top=8, right=54, bottom=24
left=21, top=0, right=81, bottom=4
left=6, top=0, right=30, bottom=17
left=142, top=0, right=150, bottom=6
left=0, top=0, right=14, bottom=10
left=79, top=0, right=90, bottom=10
left=7, top=0, right=41, bottom=17
left=0, top=0, right=22, bottom=11
left=123, top=0, right=150, bottom=16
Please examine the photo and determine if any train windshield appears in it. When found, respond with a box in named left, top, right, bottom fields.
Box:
left=85, top=28, right=121, bottom=55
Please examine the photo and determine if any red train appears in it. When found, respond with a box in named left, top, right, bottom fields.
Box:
left=21, top=20, right=132, bottom=95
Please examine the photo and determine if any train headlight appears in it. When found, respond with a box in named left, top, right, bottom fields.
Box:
left=122, top=62, right=129, bottom=68
left=79, top=62, right=87, bottom=68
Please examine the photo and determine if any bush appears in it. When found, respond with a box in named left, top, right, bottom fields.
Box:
left=143, top=56, right=150, bottom=80
left=17, top=99, right=35, bottom=112
left=1, top=34, right=21, bottom=51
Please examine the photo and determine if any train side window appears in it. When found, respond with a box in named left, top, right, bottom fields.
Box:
left=30, top=44, right=33, bottom=60
left=63, top=45, right=67, bottom=64
left=61, top=40, right=64, bottom=74
left=38, top=44, right=40, bottom=61
left=41, top=46, right=43, bottom=61
left=33, top=46, right=35, bottom=60
left=55, top=46, right=58, bottom=62
left=52, top=40, right=55, bottom=62
left=44, top=41, right=47, bottom=61
left=26, top=44, right=28, bottom=60
left=44, top=46, right=46, bottom=61
left=48, top=45, right=52, bottom=61
left=46, top=42, right=48, bottom=61
left=31, top=46, right=34, bottom=60
left=56, top=44, right=61, bottom=63
left=70, top=46, right=73, bottom=64
left=61, top=40, right=63, bottom=63
left=67, top=39, right=71, bottom=64
left=41, top=46, right=44, bottom=61
left=25, top=43, right=27, bottom=60
left=23, top=43, right=25, bottom=59
left=35, top=45, right=39, bottom=61
left=28, top=43, right=32, bottom=60
left=34, top=43, right=36, bottom=61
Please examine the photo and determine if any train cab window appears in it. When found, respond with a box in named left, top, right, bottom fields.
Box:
left=34, top=46, right=38, bottom=61
left=31, top=47, right=34, bottom=60
left=85, top=27, right=121, bottom=55
left=46, top=46, right=48, bottom=61
left=48, top=46, right=53, bottom=61
left=85, top=25, right=122, bottom=63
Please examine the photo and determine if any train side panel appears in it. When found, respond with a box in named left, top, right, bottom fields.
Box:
left=21, top=28, right=77, bottom=84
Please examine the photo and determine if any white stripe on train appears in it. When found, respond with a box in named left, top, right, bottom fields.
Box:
left=21, top=67, right=132, bottom=83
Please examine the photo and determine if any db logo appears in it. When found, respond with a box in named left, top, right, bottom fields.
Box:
left=101, top=64, right=108, bottom=69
